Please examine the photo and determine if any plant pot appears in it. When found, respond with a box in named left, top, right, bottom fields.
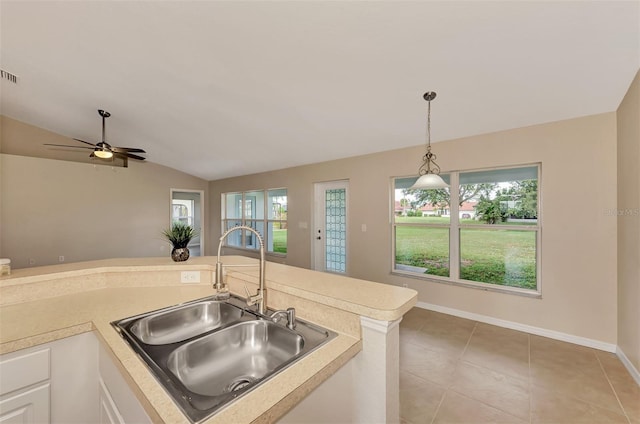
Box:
left=171, top=247, right=190, bottom=262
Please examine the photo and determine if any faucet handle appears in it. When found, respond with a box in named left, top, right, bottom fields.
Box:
left=243, top=283, right=262, bottom=307
left=243, top=284, right=253, bottom=303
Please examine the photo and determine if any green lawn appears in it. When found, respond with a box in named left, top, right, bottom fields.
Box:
left=395, top=219, right=536, bottom=289
left=272, top=229, right=287, bottom=254
left=271, top=217, right=536, bottom=289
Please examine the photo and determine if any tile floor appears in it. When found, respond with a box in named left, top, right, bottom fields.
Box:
left=400, top=307, right=640, bottom=424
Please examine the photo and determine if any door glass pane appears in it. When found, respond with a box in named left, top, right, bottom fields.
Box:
left=395, top=226, right=450, bottom=277
left=460, top=228, right=537, bottom=289
left=325, top=188, right=346, bottom=273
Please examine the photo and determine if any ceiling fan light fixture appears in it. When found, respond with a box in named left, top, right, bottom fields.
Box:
left=410, top=91, right=450, bottom=190
left=94, top=141, right=113, bottom=159
left=42, top=108, right=146, bottom=166
left=94, top=148, right=113, bottom=159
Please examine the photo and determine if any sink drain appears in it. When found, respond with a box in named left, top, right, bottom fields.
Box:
left=226, top=376, right=257, bottom=393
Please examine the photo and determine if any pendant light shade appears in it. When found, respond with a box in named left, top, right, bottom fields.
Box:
left=410, top=91, right=449, bottom=190
left=412, top=173, right=449, bottom=189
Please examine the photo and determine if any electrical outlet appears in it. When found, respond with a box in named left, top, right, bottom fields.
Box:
left=59, top=256, right=65, bottom=263
left=181, top=271, right=201, bottom=283
left=29, top=258, right=36, bottom=266
left=402, top=283, right=408, bottom=288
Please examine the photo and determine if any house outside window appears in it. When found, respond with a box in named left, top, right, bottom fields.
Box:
left=393, top=164, right=540, bottom=294
left=221, top=188, right=287, bottom=255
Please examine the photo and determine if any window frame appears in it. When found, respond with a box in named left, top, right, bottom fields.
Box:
left=391, top=163, right=541, bottom=297
left=221, top=188, right=287, bottom=256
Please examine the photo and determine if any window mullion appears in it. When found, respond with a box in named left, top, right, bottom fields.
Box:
left=449, top=172, right=460, bottom=279
left=241, top=192, right=246, bottom=248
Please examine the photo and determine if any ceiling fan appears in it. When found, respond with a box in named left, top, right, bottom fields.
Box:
left=45, top=109, right=146, bottom=164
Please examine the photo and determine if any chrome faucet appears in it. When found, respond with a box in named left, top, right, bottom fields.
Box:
left=214, top=225, right=267, bottom=314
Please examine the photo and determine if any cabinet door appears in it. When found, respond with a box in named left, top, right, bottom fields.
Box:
left=98, top=344, right=150, bottom=424
left=98, top=378, right=124, bottom=424
left=0, top=383, right=50, bottom=424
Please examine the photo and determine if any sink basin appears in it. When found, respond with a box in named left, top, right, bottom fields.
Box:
left=129, top=301, right=243, bottom=345
left=167, top=320, right=303, bottom=397
left=112, top=295, right=336, bottom=423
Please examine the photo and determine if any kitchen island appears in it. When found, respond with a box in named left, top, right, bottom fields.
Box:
left=0, top=257, right=416, bottom=423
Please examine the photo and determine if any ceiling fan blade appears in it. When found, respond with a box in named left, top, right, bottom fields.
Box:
left=73, top=138, right=97, bottom=147
left=44, top=143, right=95, bottom=150
left=115, top=152, right=146, bottom=161
left=111, top=147, right=146, bottom=153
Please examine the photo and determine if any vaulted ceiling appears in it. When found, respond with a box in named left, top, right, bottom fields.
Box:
left=1, top=1, right=638, bottom=180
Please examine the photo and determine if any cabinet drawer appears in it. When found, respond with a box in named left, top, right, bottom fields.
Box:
left=0, top=349, right=50, bottom=396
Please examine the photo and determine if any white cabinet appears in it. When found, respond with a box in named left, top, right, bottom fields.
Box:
left=97, top=343, right=150, bottom=424
left=49, top=332, right=99, bottom=423
left=0, top=347, right=51, bottom=424
left=0, top=384, right=50, bottom=423
left=98, top=378, right=125, bottom=424
left=0, top=332, right=149, bottom=424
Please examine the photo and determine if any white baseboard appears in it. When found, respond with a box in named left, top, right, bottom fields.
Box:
left=616, top=346, right=640, bottom=386
left=415, top=301, right=617, bottom=353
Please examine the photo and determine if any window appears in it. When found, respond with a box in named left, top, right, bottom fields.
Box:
left=393, top=165, right=540, bottom=294
left=221, top=188, right=287, bottom=255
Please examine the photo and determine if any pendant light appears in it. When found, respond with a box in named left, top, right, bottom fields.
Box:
left=410, top=91, right=449, bottom=189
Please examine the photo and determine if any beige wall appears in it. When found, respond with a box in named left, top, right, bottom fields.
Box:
left=0, top=117, right=209, bottom=268
left=210, top=112, right=618, bottom=344
left=0, top=107, right=623, bottom=345
left=617, top=70, right=640, bottom=370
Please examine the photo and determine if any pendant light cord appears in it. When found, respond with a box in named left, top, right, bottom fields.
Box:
left=426, top=97, right=432, bottom=153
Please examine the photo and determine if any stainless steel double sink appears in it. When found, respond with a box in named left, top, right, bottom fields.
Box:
left=112, top=295, right=336, bottom=423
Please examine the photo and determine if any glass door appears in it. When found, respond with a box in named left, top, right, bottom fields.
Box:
left=313, top=180, right=349, bottom=274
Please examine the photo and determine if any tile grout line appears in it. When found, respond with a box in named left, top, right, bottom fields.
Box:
left=429, top=321, right=478, bottom=424
left=460, top=321, right=478, bottom=359
left=428, top=389, right=448, bottom=424
left=595, top=352, right=632, bottom=424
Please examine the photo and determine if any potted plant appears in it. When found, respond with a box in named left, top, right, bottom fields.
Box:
left=163, top=222, right=196, bottom=262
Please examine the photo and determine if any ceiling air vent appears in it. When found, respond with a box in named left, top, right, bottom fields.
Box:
left=0, top=69, right=18, bottom=84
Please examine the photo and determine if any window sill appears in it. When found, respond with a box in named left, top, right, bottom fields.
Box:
left=391, top=269, right=542, bottom=299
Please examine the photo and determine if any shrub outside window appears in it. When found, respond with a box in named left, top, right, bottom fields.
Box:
left=221, top=188, right=287, bottom=255
left=393, top=165, right=540, bottom=294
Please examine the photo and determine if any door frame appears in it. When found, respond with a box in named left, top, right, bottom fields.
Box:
left=312, top=180, right=349, bottom=274
left=170, top=189, right=205, bottom=256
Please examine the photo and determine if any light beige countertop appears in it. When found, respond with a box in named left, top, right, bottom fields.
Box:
left=0, top=256, right=417, bottom=423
